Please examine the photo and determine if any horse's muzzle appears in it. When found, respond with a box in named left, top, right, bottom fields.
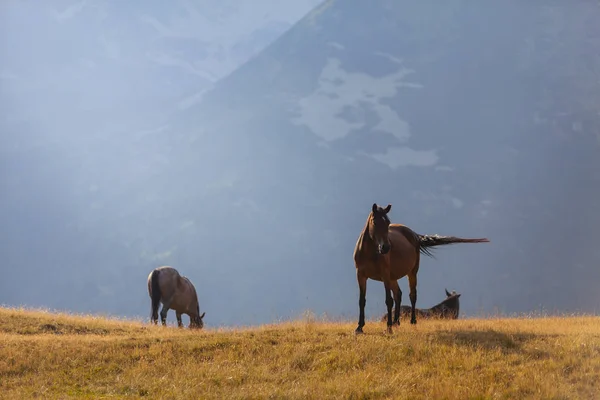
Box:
left=378, top=243, right=391, bottom=255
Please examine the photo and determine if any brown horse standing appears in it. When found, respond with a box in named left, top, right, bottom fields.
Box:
left=147, top=266, right=205, bottom=328
left=353, top=203, right=489, bottom=334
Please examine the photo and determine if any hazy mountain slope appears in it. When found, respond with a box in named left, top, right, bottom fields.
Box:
left=0, top=0, right=322, bottom=321
left=2, top=1, right=600, bottom=325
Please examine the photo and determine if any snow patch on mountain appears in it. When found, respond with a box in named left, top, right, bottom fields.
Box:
left=292, top=57, right=423, bottom=143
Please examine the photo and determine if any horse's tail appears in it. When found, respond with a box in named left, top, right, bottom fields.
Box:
left=150, top=269, right=162, bottom=321
left=417, top=234, right=489, bottom=258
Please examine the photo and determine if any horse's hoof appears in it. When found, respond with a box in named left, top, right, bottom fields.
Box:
left=386, top=326, right=393, bottom=334
left=355, top=327, right=364, bottom=335
left=393, top=320, right=400, bottom=326
left=410, top=319, right=417, bottom=325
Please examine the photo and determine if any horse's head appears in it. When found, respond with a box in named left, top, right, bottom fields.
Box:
left=369, top=203, right=392, bottom=255
left=440, top=289, right=461, bottom=319
left=190, top=312, right=206, bottom=329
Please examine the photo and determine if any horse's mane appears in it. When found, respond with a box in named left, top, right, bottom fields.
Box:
left=354, top=213, right=373, bottom=257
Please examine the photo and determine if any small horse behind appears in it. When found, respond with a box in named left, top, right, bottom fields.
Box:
left=381, top=288, right=461, bottom=322
left=147, top=266, right=205, bottom=328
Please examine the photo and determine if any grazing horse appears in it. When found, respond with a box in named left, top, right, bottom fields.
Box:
left=147, top=266, right=205, bottom=329
left=353, top=203, right=489, bottom=334
left=380, top=288, right=461, bottom=322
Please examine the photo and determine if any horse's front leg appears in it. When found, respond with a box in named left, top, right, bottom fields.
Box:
left=176, top=312, right=183, bottom=328
left=383, top=278, right=394, bottom=334
left=355, top=273, right=367, bottom=334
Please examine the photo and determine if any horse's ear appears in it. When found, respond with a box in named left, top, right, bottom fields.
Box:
left=445, top=288, right=451, bottom=297
left=384, top=204, right=391, bottom=213
left=199, top=312, right=205, bottom=319
left=455, top=294, right=461, bottom=298
left=372, top=203, right=378, bottom=213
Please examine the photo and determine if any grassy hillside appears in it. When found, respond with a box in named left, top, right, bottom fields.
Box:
left=1, top=307, right=599, bottom=399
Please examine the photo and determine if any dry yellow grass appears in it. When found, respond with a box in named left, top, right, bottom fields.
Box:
left=1, top=307, right=599, bottom=399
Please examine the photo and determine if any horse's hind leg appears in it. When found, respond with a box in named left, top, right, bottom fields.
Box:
left=408, top=272, right=418, bottom=325
left=391, top=280, right=402, bottom=325
left=176, top=312, right=183, bottom=328
left=160, top=307, right=169, bottom=326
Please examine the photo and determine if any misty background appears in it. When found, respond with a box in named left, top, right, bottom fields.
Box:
left=1, top=0, right=599, bottom=327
